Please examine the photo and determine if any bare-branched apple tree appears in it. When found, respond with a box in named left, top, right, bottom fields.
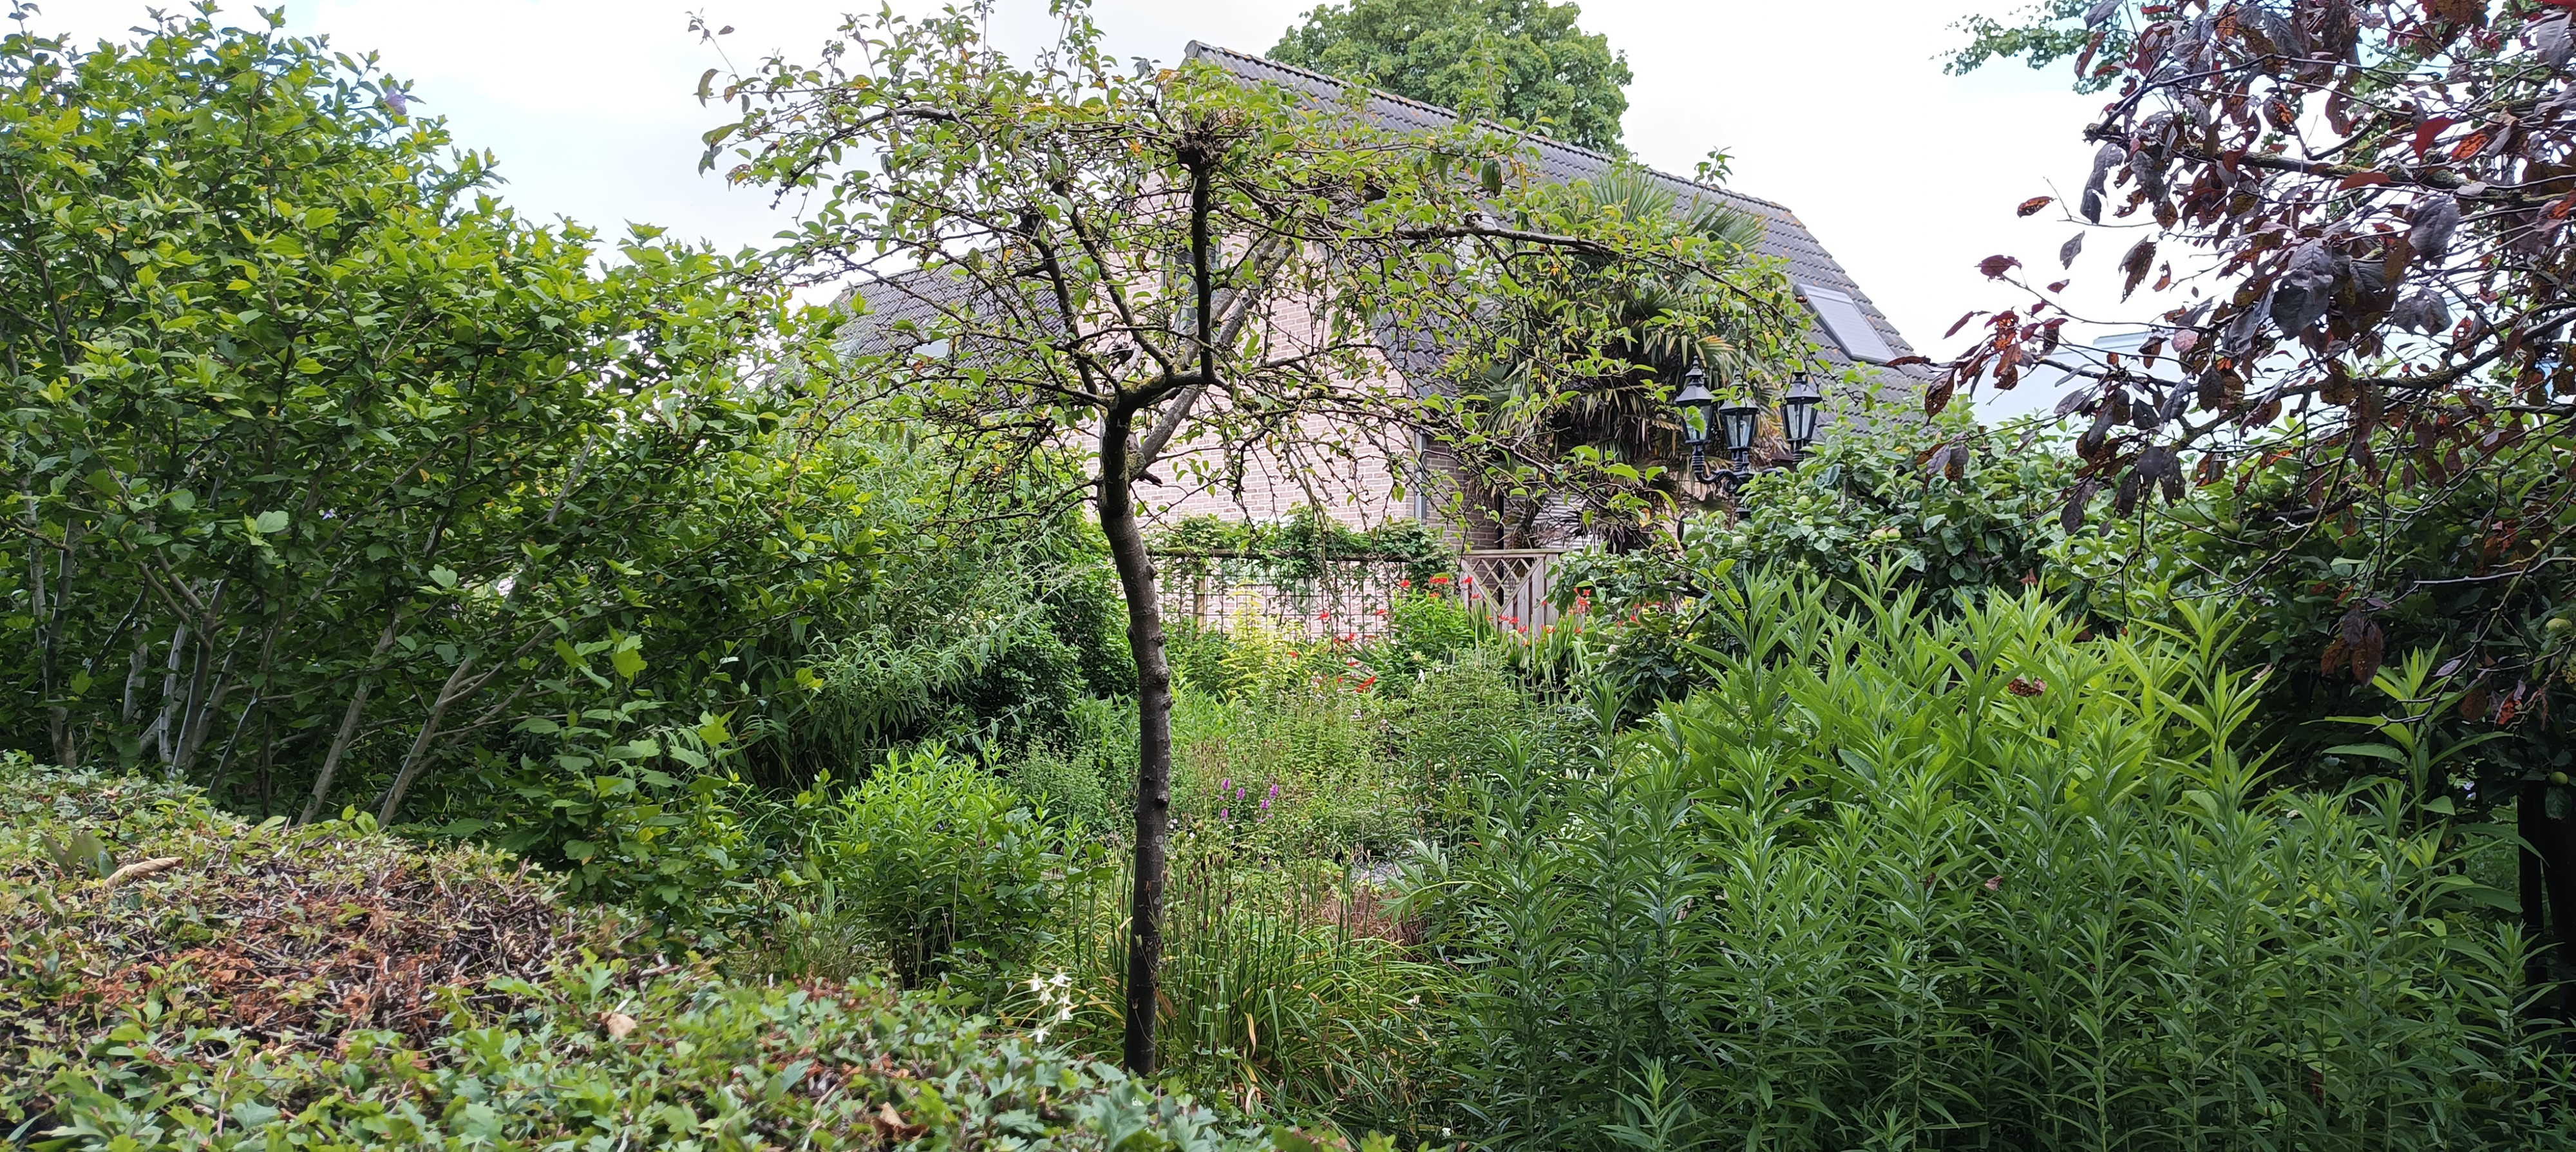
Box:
left=706, top=1, right=1796, bottom=1070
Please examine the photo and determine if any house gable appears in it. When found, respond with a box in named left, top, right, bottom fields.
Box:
left=1185, top=42, right=1929, bottom=393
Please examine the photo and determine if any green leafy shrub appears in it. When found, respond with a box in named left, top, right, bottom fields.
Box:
left=28, top=961, right=1297, bottom=1152
left=1409, top=571, right=2576, bottom=1151
left=1363, top=583, right=1481, bottom=687
left=3, top=755, right=1353, bottom=1151
left=1167, top=618, right=1249, bottom=697
left=1691, top=413, right=2080, bottom=597
left=422, top=703, right=777, bottom=952
left=804, top=747, right=1067, bottom=987
left=1005, top=694, right=1139, bottom=834
left=1383, top=647, right=1580, bottom=833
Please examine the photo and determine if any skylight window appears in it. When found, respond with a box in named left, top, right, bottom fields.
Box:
left=1799, top=284, right=1897, bottom=364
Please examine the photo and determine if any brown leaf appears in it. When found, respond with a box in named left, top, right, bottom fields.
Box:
left=1945, top=310, right=1983, bottom=339
left=2047, top=279, right=2071, bottom=293
left=2119, top=238, right=2159, bottom=300
left=1979, top=254, right=2023, bottom=279
left=873, top=1102, right=927, bottom=1142
left=2450, top=130, right=2492, bottom=162
left=2017, top=195, right=2054, bottom=217
left=2060, top=231, right=2086, bottom=269
left=2334, top=171, right=2392, bottom=190
left=2351, top=622, right=2386, bottom=683
left=601, top=1012, right=638, bottom=1039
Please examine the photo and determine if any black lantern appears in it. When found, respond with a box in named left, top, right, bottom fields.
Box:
left=1781, top=373, right=1823, bottom=458
left=1673, top=365, right=1718, bottom=480
left=1673, top=366, right=1716, bottom=444
left=1717, top=393, right=1760, bottom=478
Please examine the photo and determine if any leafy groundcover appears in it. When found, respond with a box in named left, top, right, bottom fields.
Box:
left=0, top=755, right=1325, bottom=1151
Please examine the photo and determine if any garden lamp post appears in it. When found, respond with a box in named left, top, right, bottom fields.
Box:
left=1716, top=393, right=1760, bottom=483
left=1674, top=365, right=1719, bottom=484
left=1782, top=373, right=1823, bottom=460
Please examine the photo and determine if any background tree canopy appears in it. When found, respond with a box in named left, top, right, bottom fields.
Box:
left=1270, top=0, right=1632, bottom=153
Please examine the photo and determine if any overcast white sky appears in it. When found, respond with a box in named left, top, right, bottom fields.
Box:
left=44, top=0, right=2154, bottom=422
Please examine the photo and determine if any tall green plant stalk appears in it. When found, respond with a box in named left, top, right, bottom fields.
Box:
left=1413, top=570, right=2576, bottom=1151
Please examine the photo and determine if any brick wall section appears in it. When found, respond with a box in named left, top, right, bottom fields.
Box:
left=1134, top=279, right=1431, bottom=531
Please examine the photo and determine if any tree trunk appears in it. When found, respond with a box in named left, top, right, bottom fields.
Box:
left=26, top=507, right=73, bottom=766
left=303, top=619, right=401, bottom=824
left=377, top=654, right=476, bottom=825
left=1099, top=404, right=1173, bottom=1076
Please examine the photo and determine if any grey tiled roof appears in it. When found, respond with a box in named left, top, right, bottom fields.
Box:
left=1186, top=42, right=1928, bottom=387
left=837, top=270, right=980, bottom=355
left=838, top=45, right=1927, bottom=401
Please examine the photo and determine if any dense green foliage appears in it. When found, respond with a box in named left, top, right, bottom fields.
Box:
left=2152, top=436, right=2576, bottom=805
left=1557, top=413, right=2085, bottom=610
left=14, top=8, right=2576, bottom=1152
left=1271, top=0, right=1633, bottom=151
left=1408, top=572, right=2575, bottom=1149
left=0, top=755, right=1330, bottom=1152
left=0, top=11, right=790, bottom=813
left=802, top=747, right=1070, bottom=988
left=0, top=13, right=1130, bottom=920
left=714, top=0, right=1808, bottom=1072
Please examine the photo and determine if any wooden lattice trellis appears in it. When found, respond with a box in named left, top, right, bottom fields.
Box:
left=1148, top=549, right=1566, bottom=640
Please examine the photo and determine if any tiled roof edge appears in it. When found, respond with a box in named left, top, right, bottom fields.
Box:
left=1180, top=41, right=1798, bottom=217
